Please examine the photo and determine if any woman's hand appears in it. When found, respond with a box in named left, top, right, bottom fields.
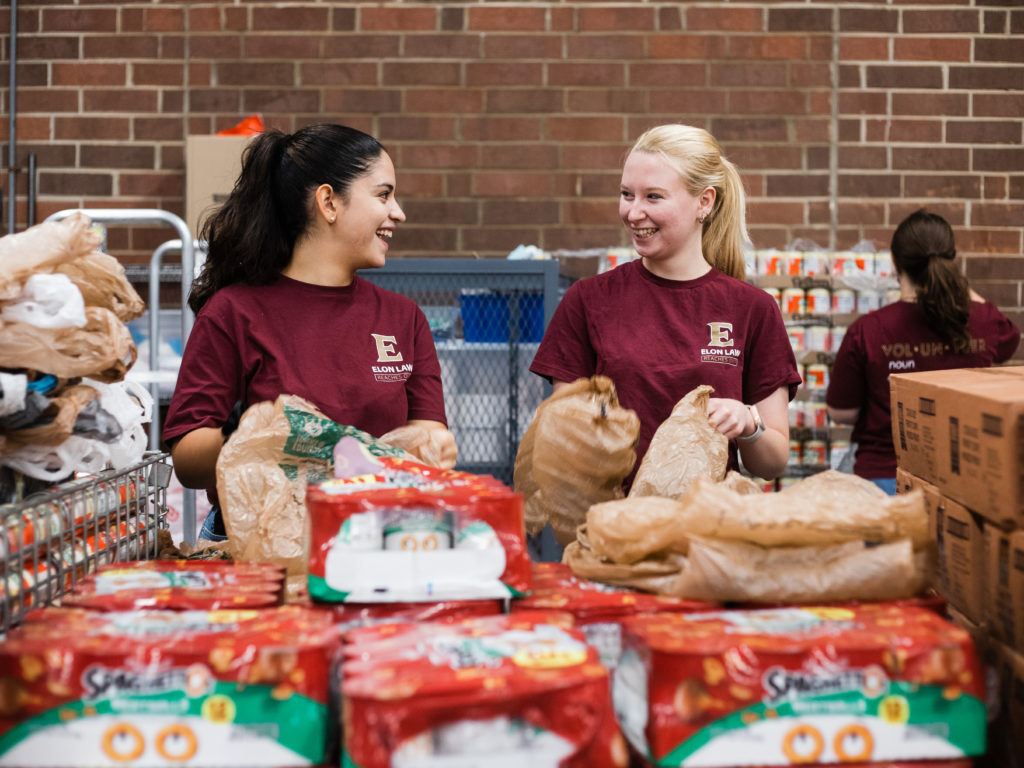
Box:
left=707, top=397, right=756, bottom=440
left=392, top=420, right=458, bottom=469
left=708, top=388, right=792, bottom=480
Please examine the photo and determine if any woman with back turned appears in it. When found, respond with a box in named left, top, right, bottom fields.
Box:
left=827, top=209, right=1020, bottom=494
left=164, top=123, right=455, bottom=540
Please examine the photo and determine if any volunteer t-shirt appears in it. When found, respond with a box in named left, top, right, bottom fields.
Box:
left=530, top=260, right=801, bottom=476
left=826, top=299, right=1020, bottom=478
left=163, top=274, right=446, bottom=448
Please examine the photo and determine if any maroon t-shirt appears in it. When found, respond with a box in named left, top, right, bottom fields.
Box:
left=530, top=260, right=801, bottom=477
left=826, top=299, right=1020, bottom=478
left=163, top=274, right=447, bottom=449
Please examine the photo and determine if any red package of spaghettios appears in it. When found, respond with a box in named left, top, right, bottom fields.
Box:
left=0, top=606, right=342, bottom=768
left=615, top=604, right=986, bottom=767
left=59, top=559, right=286, bottom=611
left=296, top=595, right=505, bottom=635
left=341, top=611, right=628, bottom=768
left=306, top=468, right=530, bottom=604
left=515, top=563, right=717, bottom=670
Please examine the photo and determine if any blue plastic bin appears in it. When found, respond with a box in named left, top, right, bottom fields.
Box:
left=460, top=291, right=543, bottom=343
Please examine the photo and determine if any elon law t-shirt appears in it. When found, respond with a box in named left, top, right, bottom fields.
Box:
left=827, top=299, right=1021, bottom=478
left=163, top=274, right=447, bottom=449
left=530, top=260, right=801, bottom=478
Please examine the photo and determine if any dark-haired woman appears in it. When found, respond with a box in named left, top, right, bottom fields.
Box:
left=163, top=123, right=455, bottom=539
left=826, top=209, right=1020, bottom=493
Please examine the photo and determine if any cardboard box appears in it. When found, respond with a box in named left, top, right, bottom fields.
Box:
left=986, top=526, right=1024, bottom=655
left=185, top=135, right=254, bottom=237
left=890, top=366, right=1024, bottom=528
left=989, top=642, right=1024, bottom=768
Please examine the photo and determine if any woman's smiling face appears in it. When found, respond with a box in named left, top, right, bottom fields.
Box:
left=619, top=150, right=705, bottom=264
left=335, top=151, right=406, bottom=270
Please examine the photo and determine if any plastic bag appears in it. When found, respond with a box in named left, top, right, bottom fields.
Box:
left=54, top=250, right=145, bottom=323
left=379, top=423, right=455, bottom=469
left=0, top=213, right=101, bottom=301
left=513, top=376, right=639, bottom=546
left=0, top=434, right=109, bottom=482
left=1, top=273, right=87, bottom=329
left=2, top=383, right=104, bottom=448
left=629, top=384, right=727, bottom=499
left=0, top=306, right=136, bottom=381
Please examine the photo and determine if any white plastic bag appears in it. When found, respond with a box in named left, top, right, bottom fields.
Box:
left=1, top=273, right=87, bottom=329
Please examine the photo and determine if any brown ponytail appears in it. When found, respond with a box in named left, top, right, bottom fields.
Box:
left=891, top=209, right=971, bottom=351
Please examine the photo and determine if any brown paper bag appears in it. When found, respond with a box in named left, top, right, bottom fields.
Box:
left=629, top=384, right=727, bottom=499
left=514, top=376, right=639, bottom=545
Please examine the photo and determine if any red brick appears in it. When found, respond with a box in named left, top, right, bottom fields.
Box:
left=119, top=172, right=182, bottom=198
left=402, top=200, right=478, bottom=227
left=461, top=117, right=541, bottom=142
left=976, top=38, right=1024, bottom=64
left=947, top=120, right=1022, bottom=145
left=52, top=62, right=127, bottom=87
left=253, top=6, right=329, bottom=31
left=324, top=35, right=400, bottom=59
left=578, top=7, right=655, bottom=32
left=748, top=201, right=806, bottom=225
left=440, top=7, right=463, bottom=32
left=377, top=117, right=456, bottom=142
left=957, top=229, right=1022, bottom=256
left=19, top=36, right=79, bottom=60
left=975, top=147, right=1024, bottom=172
left=904, top=174, right=981, bottom=199
left=189, top=89, right=243, bottom=113
left=649, top=35, right=727, bottom=60
left=323, top=88, right=400, bottom=114
left=479, top=144, right=560, bottom=171
left=401, top=144, right=479, bottom=170
left=973, top=93, right=1024, bottom=118
left=405, top=34, right=481, bottom=59
left=549, top=62, right=625, bottom=88
left=467, top=7, right=546, bottom=31
left=566, top=34, right=640, bottom=61
left=245, top=35, right=326, bottom=59
left=950, top=65, right=1024, bottom=90
left=85, top=36, right=160, bottom=59
left=484, top=35, right=562, bottom=59
left=543, top=226, right=624, bottom=252
left=839, top=8, right=898, bottom=32
left=767, top=174, right=830, bottom=197
left=686, top=7, right=763, bottom=32
left=462, top=226, right=541, bottom=254
left=217, top=61, right=294, bottom=87
left=54, top=117, right=130, bottom=141
left=301, top=62, right=377, bottom=87
left=39, top=171, right=113, bottom=197
left=134, top=118, right=182, bottom=142
left=659, top=6, right=683, bottom=31
left=983, top=176, right=1008, bottom=200
left=472, top=172, right=553, bottom=197
left=385, top=61, right=462, bottom=86
left=968, top=282, right=1020, bottom=307
left=972, top=203, right=1024, bottom=228
left=892, top=92, right=968, bottom=116
left=893, top=147, right=970, bottom=172
left=19, top=88, right=79, bottom=113
left=712, top=62, right=789, bottom=88
left=839, top=64, right=863, bottom=89
left=728, top=90, right=807, bottom=115
left=768, top=8, right=833, bottom=32
left=486, top=89, right=562, bottom=115
left=360, top=7, right=437, bottom=32
left=395, top=226, right=458, bottom=253
left=568, top=90, right=647, bottom=114
left=903, top=10, right=980, bottom=34
left=243, top=89, right=321, bottom=115
left=189, top=36, right=243, bottom=59
left=84, top=89, right=159, bottom=113
left=866, top=65, right=943, bottom=88
left=1011, top=177, right=1024, bottom=200
left=894, top=38, right=971, bottom=62
left=838, top=146, right=887, bottom=170
left=394, top=172, right=444, bottom=197
left=187, top=7, right=223, bottom=33
left=838, top=174, right=901, bottom=198
left=794, top=118, right=831, bottom=144
left=482, top=200, right=558, bottom=226
left=134, top=63, right=185, bottom=87
left=629, top=62, right=706, bottom=86
left=547, top=116, right=625, bottom=143
left=41, top=7, right=116, bottom=32
left=728, top=35, right=807, bottom=60
left=985, top=11, right=1009, bottom=34
left=144, top=8, right=184, bottom=32
left=838, top=37, right=889, bottom=61
left=964, top=255, right=1024, bottom=280
left=835, top=202, right=887, bottom=227
left=788, top=62, right=833, bottom=87
left=711, top=118, right=788, bottom=143
left=465, top=62, right=541, bottom=87
left=405, top=89, right=483, bottom=114
left=867, top=119, right=942, bottom=143
left=1014, top=9, right=1024, bottom=33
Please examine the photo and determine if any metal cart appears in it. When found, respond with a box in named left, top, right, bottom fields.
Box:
left=0, top=451, right=172, bottom=634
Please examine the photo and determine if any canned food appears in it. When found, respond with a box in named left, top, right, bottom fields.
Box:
left=806, top=401, right=829, bottom=429
left=857, top=289, right=881, bottom=314
left=788, top=400, right=805, bottom=428
left=874, top=250, right=894, bottom=277
left=806, top=288, right=831, bottom=315
left=804, top=363, right=829, bottom=390
left=803, top=439, right=828, bottom=467
left=801, top=251, right=826, bottom=277
left=783, top=251, right=803, bottom=276
left=833, top=251, right=872, bottom=276
left=832, top=289, right=856, bottom=314
left=782, top=287, right=806, bottom=315
left=763, top=287, right=782, bottom=310
left=786, top=324, right=805, bottom=353
left=758, top=249, right=782, bottom=276
left=788, top=440, right=803, bottom=466
left=831, top=325, right=847, bottom=349
left=805, top=325, right=831, bottom=352
left=829, top=439, right=852, bottom=470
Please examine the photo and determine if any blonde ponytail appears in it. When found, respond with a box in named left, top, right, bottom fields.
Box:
left=630, top=124, right=750, bottom=280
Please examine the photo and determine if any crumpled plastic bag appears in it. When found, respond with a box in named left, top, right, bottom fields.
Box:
left=0, top=213, right=101, bottom=300
left=0, top=434, right=110, bottom=482
left=513, top=376, right=639, bottom=546
left=0, top=306, right=136, bottom=381
left=2, top=383, right=119, bottom=448
left=216, top=394, right=414, bottom=595
left=54, top=250, right=145, bottom=323
left=1, top=273, right=87, bottom=329
left=379, top=423, right=455, bottom=469
left=629, top=384, right=727, bottom=499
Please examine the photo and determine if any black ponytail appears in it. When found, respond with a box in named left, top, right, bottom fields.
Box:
left=891, top=209, right=971, bottom=352
left=189, top=123, right=384, bottom=313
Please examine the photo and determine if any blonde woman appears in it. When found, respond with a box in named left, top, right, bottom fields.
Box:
left=531, top=124, right=800, bottom=486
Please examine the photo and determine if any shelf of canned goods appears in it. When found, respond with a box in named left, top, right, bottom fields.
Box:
left=0, top=451, right=172, bottom=633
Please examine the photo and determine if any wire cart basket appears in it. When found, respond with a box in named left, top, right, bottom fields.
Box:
left=0, top=451, right=172, bottom=633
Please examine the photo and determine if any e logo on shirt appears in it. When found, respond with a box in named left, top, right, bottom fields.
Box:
left=706, top=322, right=734, bottom=347
left=701, top=322, right=741, bottom=366
left=371, top=333, right=404, bottom=363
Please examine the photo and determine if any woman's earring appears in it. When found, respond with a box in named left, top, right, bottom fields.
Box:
left=329, top=216, right=336, bottom=224
left=697, top=212, right=707, bottom=224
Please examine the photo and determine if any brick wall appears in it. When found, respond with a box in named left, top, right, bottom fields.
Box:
left=1, top=0, right=1021, bottom=350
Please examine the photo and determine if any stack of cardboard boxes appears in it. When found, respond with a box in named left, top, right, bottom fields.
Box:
left=891, top=366, right=1024, bottom=766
